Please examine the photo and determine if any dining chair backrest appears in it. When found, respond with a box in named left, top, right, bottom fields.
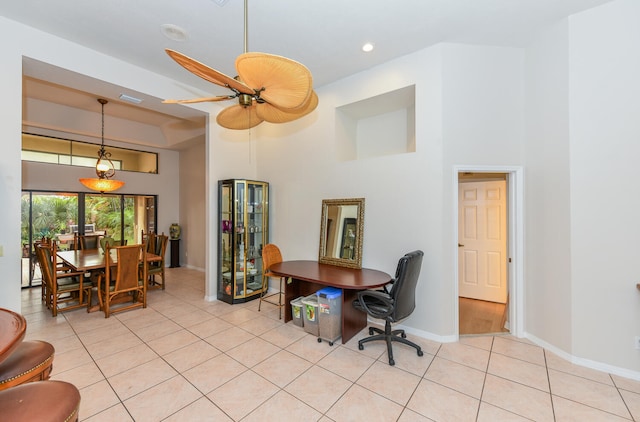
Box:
left=35, top=241, right=87, bottom=317
left=142, top=230, right=156, bottom=254
left=78, top=234, right=100, bottom=250
left=105, top=244, right=146, bottom=291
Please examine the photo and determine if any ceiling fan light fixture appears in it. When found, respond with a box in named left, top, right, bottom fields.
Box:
left=163, top=0, right=318, bottom=130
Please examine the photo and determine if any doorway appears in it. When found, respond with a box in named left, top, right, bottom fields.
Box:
left=453, top=166, right=524, bottom=338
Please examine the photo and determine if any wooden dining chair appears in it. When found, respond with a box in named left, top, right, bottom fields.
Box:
left=260, top=244, right=285, bottom=319
left=147, top=233, right=168, bottom=290
left=35, top=242, right=90, bottom=317
left=95, top=244, right=147, bottom=318
left=77, top=234, right=100, bottom=250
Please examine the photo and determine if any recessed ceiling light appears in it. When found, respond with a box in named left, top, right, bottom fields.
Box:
left=362, top=43, right=375, bottom=53
left=160, top=24, right=188, bottom=42
left=119, top=94, right=143, bottom=104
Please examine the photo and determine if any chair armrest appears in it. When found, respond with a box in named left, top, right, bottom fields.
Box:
left=356, top=290, right=394, bottom=319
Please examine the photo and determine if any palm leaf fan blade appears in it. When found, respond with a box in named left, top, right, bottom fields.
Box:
left=236, top=52, right=313, bottom=110
left=256, top=90, right=318, bottom=124
left=165, top=49, right=252, bottom=94
left=163, top=95, right=235, bottom=104
left=216, top=104, right=264, bottom=130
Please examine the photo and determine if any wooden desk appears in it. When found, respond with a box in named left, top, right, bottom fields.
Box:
left=0, top=309, right=26, bottom=365
left=269, top=261, right=392, bottom=344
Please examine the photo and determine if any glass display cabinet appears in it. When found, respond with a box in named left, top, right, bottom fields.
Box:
left=218, top=179, right=269, bottom=304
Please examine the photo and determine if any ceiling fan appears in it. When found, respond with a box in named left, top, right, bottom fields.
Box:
left=163, top=0, right=318, bottom=130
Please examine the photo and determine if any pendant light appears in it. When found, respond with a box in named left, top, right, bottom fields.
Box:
left=79, top=99, right=125, bottom=193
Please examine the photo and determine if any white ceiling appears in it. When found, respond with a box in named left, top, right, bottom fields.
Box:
left=2, top=0, right=614, bottom=149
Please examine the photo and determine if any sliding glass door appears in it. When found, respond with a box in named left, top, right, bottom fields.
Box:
left=21, top=190, right=156, bottom=287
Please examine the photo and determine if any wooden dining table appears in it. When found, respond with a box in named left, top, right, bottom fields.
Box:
left=57, top=248, right=161, bottom=272
left=56, top=248, right=162, bottom=312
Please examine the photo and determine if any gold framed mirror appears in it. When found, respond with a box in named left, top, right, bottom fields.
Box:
left=319, top=198, right=365, bottom=269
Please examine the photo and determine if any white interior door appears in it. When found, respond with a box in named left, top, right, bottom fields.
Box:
left=458, top=180, right=507, bottom=303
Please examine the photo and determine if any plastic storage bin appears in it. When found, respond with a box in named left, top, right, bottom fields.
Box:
left=290, top=296, right=305, bottom=327
left=301, top=294, right=320, bottom=336
left=317, top=287, right=342, bottom=345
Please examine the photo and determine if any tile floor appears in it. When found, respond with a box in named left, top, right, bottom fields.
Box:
left=20, top=267, right=640, bottom=421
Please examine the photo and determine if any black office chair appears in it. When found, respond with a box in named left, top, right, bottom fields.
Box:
left=353, top=250, right=424, bottom=366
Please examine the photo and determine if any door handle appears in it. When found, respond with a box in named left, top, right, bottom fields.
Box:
left=458, top=243, right=464, bottom=247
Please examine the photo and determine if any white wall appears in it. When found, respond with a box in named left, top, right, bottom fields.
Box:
left=180, top=140, right=207, bottom=270
left=249, top=43, right=525, bottom=341
left=568, top=0, right=640, bottom=372
left=524, top=20, right=573, bottom=353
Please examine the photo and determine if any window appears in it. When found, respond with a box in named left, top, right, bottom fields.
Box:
left=21, top=190, right=157, bottom=288
left=21, top=133, right=157, bottom=174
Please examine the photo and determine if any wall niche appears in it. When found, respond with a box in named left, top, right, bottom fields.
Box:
left=335, top=85, right=415, bottom=161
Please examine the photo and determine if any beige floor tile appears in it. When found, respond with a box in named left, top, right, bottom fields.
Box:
left=546, top=351, right=614, bottom=385
left=163, top=397, right=233, bottom=421
left=620, top=389, right=640, bottom=421
left=51, top=361, right=105, bottom=389
left=123, top=375, right=203, bottom=422
left=372, top=331, right=439, bottom=367
left=613, top=374, right=640, bottom=394
left=327, top=384, right=404, bottom=422
left=131, top=318, right=183, bottom=342
left=43, top=332, right=84, bottom=355
left=78, top=379, right=122, bottom=420
left=460, top=335, right=495, bottom=351
left=162, top=340, right=221, bottom=372
left=226, top=336, right=280, bottom=367
left=425, top=356, right=486, bottom=398
left=287, top=334, right=334, bottom=363
left=17, top=268, right=637, bottom=422
left=95, top=343, right=158, bottom=378
left=259, top=322, right=307, bottom=348
left=397, top=408, right=432, bottom=421
left=357, top=360, right=422, bottom=406
left=84, top=331, right=143, bottom=360
left=207, top=370, right=279, bottom=420
left=252, top=349, right=313, bottom=388
left=549, top=369, right=631, bottom=418
left=170, top=308, right=215, bottom=328
left=476, top=402, right=532, bottom=421
left=182, top=353, right=248, bottom=394
left=492, top=336, right=545, bottom=366
left=436, top=341, right=491, bottom=371
left=108, top=357, right=178, bottom=400
left=238, top=314, right=283, bottom=335
left=407, top=379, right=480, bottom=421
left=146, top=328, right=200, bottom=356
left=205, top=326, right=255, bottom=351
left=482, top=374, right=554, bottom=421
left=186, top=317, right=232, bottom=338
left=218, top=307, right=257, bottom=325
left=84, top=403, right=134, bottom=422
left=76, top=322, right=130, bottom=346
left=242, top=390, right=322, bottom=421
left=317, top=345, right=376, bottom=381
left=51, top=344, right=94, bottom=374
left=488, top=352, right=550, bottom=392
left=553, top=395, right=631, bottom=421
left=285, top=365, right=352, bottom=413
